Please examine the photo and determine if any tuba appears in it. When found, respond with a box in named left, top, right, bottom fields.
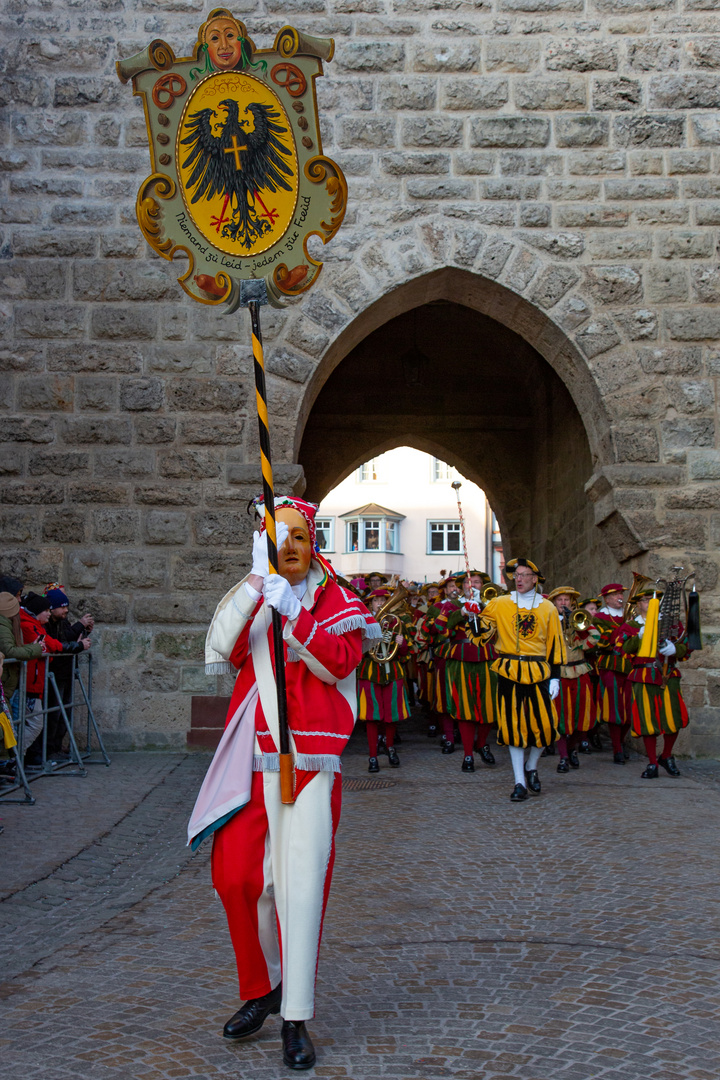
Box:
left=623, top=571, right=653, bottom=622
left=368, top=584, right=410, bottom=663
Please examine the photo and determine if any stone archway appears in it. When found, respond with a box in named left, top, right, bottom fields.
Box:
left=294, top=267, right=634, bottom=592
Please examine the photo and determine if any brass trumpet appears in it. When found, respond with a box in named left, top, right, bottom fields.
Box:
left=481, top=583, right=499, bottom=604
left=368, top=584, right=410, bottom=663
left=561, top=606, right=590, bottom=645
left=623, top=571, right=653, bottom=622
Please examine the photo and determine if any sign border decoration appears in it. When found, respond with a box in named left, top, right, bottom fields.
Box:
left=116, top=10, right=348, bottom=310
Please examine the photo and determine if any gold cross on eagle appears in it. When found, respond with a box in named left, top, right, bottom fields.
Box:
left=224, top=134, right=247, bottom=170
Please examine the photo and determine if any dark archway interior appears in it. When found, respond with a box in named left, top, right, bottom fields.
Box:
left=299, top=302, right=614, bottom=590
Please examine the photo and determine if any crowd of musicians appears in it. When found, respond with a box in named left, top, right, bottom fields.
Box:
left=351, top=559, right=701, bottom=801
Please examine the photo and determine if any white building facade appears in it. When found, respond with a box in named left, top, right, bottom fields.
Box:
left=316, top=447, right=503, bottom=583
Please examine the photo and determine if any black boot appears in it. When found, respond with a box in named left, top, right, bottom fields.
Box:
left=427, top=723, right=438, bottom=738
left=557, top=757, right=570, bottom=773
left=377, top=733, right=387, bottom=755
left=441, top=740, right=455, bottom=755
left=461, top=754, right=474, bottom=772
left=510, top=783, right=528, bottom=802
left=579, top=740, right=591, bottom=754
left=223, top=984, right=281, bottom=1040
left=641, top=763, right=659, bottom=779
left=387, top=746, right=400, bottom=769
left=568, top=750, right=580, bottom=769
left=281, top=1020, right=316, bottom=1070
left=524, top=768, right=541, bottom=795
left=478, top=744, right=495, bottom=766
left=368, top=756, right=379, bottom=773
left=658, top=755, right=681, bottom=777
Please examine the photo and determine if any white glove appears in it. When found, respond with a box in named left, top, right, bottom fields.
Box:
left=264, top=574, right=302, bottom=621
left=549, top=678, right=560, bottom=700
left=251, top=522, right=289, bottom=579
left=659, top=639, right=677, bottom=657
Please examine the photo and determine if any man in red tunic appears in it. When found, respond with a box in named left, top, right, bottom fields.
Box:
left=188, top=496, right=379, bottom=1070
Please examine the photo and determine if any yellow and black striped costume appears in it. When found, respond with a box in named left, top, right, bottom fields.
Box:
left=481, top=594, right=566, bottom=748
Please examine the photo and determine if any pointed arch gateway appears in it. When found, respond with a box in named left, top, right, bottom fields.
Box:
left=296, top=267, right=635, bottom=592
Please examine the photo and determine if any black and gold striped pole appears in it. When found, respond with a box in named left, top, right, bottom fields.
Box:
left=245, top=283, right=294, bottom=805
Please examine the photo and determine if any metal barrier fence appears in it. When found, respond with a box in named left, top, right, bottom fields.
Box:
left=0, top=652, right=110, bottom=805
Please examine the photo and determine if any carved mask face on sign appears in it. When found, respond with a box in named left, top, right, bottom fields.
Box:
left=203, top=17, right=244, bottom=70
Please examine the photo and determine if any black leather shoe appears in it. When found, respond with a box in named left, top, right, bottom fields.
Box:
left=461, top=754, right=475, bottom=772
left=641, top=763, right=659, bottom=779
left=387, top=746, right=400, bottom=768
left=223, top=984, right=281, bottom=1040
left=281, top=1020, right=316, bottom=1070
left=524, top=768, right=541, bottom=794
left=613, top=751, right=625, bottom=765
left=589, top=730, right=603, bottom=750
left=427, top=724, right=438, bottom=738
left=478, top=744, right=495, bottom=766
left=453, top=727, right=462, bottom=744
left=579, top=740, right=591, bottom=754
left=377, top=734, right=387, bottom=755
left=441, top=741, right=455, bottom=754
left=368, top=756, right=379, bottom=773
left=568, top=750, right=580, bottom=769
left=557, top=757, right=570, bottom=773
left=658, top=755, right=681, bottom=777
left=510, top=783, right=528, bottom=802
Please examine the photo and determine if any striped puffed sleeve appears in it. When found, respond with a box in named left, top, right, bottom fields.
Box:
left=546, top=605, right=567, bottom=676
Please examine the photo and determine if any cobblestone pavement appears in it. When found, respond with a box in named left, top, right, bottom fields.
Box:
left=1, top=722, right=720, bottom=1080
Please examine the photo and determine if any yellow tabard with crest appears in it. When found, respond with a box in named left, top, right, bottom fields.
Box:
left=481, top=594, right=566, bottom=685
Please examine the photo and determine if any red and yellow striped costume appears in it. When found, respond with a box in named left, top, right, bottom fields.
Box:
left=594, top=612, right=632, bottom=726
left=431, top=603, right=497, bottom=725
left=356, top=614, right=414, bottom=725
left=554, top=623, right=601, bottom=736
left=620, top=619, right=690, bottom=737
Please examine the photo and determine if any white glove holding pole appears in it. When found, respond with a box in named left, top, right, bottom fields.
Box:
left=264, top=574, right=302, bottom=622
left=659, top=639, right=677, bottom=657
left=549, top=678, right=560, bottom=700
left=251, top=522, right=289, bottom=579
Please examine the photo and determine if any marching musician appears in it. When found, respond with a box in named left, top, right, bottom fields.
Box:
left=547, top=587, right=601, bottom=774
left=619, top=588, right=693, bottom=779
left=357, top=587, right=414, bottom=773
left=594, top=583, right=633, bottom=764
left=433, top=570, right=497, bottom=772
left=417, top=582, right=440, bottom=736
left=480, top=558, right=566, bottom=802
left=187, top=496, right=379, bottom=1070
left=421, top=576, right=461, bottom=753
left=578, top=596, right=603, bottom=749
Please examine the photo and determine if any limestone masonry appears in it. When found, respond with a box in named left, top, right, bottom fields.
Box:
left=1, top=0, right=719, bottom=752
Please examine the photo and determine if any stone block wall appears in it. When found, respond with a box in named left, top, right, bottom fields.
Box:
left=0, top=0, right=718, bottom=750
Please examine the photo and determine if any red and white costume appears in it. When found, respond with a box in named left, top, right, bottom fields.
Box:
left=188, top=558, right=378, bottom=1020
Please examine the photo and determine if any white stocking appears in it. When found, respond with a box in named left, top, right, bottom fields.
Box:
left=509, top=746, right=526, bottom=786
left=526, top=746, right=542, bottom=772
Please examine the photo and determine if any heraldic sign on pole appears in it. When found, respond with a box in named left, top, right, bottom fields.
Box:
left=117, top=8, right=349, bottom=804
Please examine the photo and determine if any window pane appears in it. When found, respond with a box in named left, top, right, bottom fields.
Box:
left=316, top=519, right=331, bottom=550
left=431, top=529, right=444, bottom=552
left=348, top=521, right=358, bottom=551
left=364, top=520, right=379, bottom=550
left=385, top=521, right=396, bottom=552
left=448, top=530, right=460, bottom=552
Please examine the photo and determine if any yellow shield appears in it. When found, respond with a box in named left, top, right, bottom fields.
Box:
left=177, top=72, right=299, bottom=258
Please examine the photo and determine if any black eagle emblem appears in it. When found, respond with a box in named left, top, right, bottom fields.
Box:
left=515, top=612, right=537, bottom=639
left=180, top=98, right=294, bottom=250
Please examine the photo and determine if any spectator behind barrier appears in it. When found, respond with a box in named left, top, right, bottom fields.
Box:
left=0, top=591, right=44, bottom=769
left=19, top=593, right=89, bottom=770
left=43, top=584, right=94, bottom=758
